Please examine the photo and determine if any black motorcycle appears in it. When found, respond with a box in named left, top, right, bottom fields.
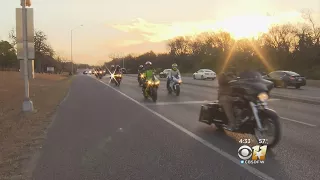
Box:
left=111, top=73, right=122, bottom=86
left=198, top=73, right=281, bottom=148
left=138, top=73, right=144, bottom=87
left=96, top=70, right=104, bottom=79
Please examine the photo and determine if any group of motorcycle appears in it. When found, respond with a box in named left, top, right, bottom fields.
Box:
left=93, top=68, right=122, bottom=86
left=137, top=70, right=281, bottom=148
left=94, top=69, right=106, bottom=79
left=137, top=73, right=182, bottom=102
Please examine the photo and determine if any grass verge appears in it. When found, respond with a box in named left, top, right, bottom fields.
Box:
left=0, top=71, right=72, bottom=180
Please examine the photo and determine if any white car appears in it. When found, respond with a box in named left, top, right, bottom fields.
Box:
left=159, top=69, right=171, bottom=78
left=193, top=69, right=216, bottom=80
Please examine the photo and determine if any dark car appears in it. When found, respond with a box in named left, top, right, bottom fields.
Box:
left=121, top=68, right=127, bottom=74
left=263, top=71, right=306, bottom=89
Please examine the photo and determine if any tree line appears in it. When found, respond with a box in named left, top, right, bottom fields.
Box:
left=0, top=29, right=91, bottom=74
left=107, top=12, right=320, bottom=79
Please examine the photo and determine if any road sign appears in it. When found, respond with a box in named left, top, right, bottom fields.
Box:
left=16, top=8, right=34, bottom=60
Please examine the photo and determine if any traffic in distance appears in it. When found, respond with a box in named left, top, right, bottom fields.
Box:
left=83, top=62, right=306, bottom=149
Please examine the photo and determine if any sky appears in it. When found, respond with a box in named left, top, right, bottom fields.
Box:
left=1, top=0, right=320, bottom=65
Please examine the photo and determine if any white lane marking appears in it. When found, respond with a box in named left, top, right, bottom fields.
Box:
left=280, top=117, right=316, bottom=127
left=268, top=99, right=280, bottom=101
left=145, top=99, right=280, bottom=106
left=145, top=101, right=209, bottom=106
left=95, top=79, right=274, bottom=180
left=93, top=76, right=315, bottom=128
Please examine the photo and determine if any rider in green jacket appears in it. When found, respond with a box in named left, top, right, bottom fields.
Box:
left=142, top=61, right=155, bottom=93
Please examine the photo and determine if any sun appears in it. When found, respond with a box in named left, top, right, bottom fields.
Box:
left=218, top=15, right=273, bottom=39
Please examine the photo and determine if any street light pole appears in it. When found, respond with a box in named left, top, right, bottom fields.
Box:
left=70, top=25, right=83, bottom=75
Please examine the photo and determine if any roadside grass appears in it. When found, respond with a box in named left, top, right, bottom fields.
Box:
left=0, top=71, right=72, bottom=179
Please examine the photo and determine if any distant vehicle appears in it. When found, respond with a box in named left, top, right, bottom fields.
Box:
left=263, top=71, right=306, bottom=89
left=121, top=68, right=127, bottom=74
left=83, top=71, right=88, bottom=74
left=159, top=69, right=171, bottom=78
left=193, top=69, right=216, bottom=80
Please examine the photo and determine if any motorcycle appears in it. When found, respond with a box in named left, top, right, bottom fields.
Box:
left=96, top=70, right=104, bottom=79
left=143, top=75, right=160, bottom=102
left=198, top=74, right=281, bottom=148
left=110, top=73, right=122, bottom=86
left=167, top=74, right=182, bottom=96
left=138, top=73, right=145, bottom=87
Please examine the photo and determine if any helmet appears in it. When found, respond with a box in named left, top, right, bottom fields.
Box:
left=116, top=65, right=121, bottom=70
left=172, top=63, right=178, bottom=71
left=139, top=65, right=144, bottom=69
left=145, top=61, right=152, bottom=69
left=111, top=65, right=115, bottom=69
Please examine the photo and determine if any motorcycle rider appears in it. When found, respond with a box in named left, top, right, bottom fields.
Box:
left=142, top=61, right=155, bottom=94
left=110, top=65, right=115, bottom=73
left=138, top=65, right=144, bottom=81
left=217, top=67, right=239, bottom=131
left=115, top=65, right=122, bottom=74
left=167, top=63, right=181, bottom=90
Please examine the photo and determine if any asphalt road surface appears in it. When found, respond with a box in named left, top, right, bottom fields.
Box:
left=127, top=74, right=320, bottom=104
left=31, top=74, right=320, bottom=180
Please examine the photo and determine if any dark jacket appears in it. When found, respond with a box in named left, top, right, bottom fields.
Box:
left=218, top=73, right=236, bottom=96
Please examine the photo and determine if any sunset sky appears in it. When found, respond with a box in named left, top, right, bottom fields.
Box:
left=1, top=0, right=319, bottom=65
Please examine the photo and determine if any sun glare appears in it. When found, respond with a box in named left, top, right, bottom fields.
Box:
left=217, top=15, right=273, bottom=39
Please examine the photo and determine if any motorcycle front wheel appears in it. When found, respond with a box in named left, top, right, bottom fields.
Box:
left=151, top=87, right=157, bottom=102
left=254, top=109, right=281, bottom=148
left=175, top=85, right=180, bottom=96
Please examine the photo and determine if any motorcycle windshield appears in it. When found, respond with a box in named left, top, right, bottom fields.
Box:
left=230, top=80, right=268, bottom=95
left=230, top=71, right=269, bottom=95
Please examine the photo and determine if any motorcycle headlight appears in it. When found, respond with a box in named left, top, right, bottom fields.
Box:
left=155, top=81, right=160, bottom=85
left=147, top=81, right=152, bottom=85
left=258, top=92, right=269, bottom=102
left=111, top=74, right=114, bottom=78
left=178, top=80, right=182, bottom=83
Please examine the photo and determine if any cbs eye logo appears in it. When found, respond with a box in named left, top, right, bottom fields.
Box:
left=238, top=145, right=268, bottom=161
left=238, top=145, right=253, bottom=160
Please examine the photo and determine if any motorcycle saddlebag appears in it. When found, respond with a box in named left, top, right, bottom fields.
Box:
left=199, top=101, right=220, bottom=124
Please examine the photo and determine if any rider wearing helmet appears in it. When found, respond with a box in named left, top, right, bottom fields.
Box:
left=138, top=65, right=144, bottom=73
left=167, top=63, right=181, bottom=90
left=115, top=65, right=121, bottom=74
left=138, top=65, right=145, bottom=81
left=142, top=61, right=155, bottom=93
left=110, top=65, right=115, bottom=72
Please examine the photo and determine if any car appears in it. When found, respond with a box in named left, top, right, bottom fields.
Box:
left=121, top=68, right=127, bottom=74
left=159, top=69, right=171, bottom=78
left=83, top=71, right=88, bottom=74
left=262, top=70, right=306, bottom=89
left=193, top=69, right=216, bottom=80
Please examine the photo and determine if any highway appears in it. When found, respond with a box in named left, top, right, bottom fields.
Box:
left=127, top=74, right=320, bottom=104
left=32, top=74, right=320, bottom=180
